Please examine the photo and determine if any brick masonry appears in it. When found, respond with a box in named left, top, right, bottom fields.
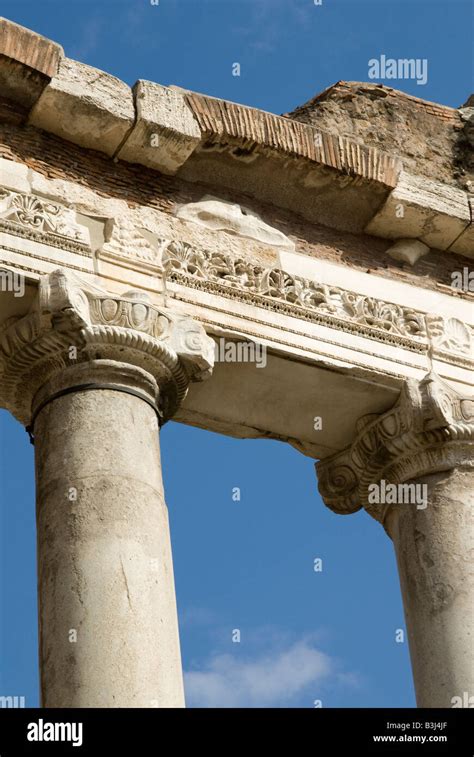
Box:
left=0, top=105, right=470, bottom=297
left=286, top=81, right=472, bottom=190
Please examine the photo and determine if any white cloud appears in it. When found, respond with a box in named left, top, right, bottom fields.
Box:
left=185, top=638, right=333, bottom=707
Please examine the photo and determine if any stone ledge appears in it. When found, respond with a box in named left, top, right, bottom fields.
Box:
left=0, top=17, right=63, bottom=114
left=0, top=17, right=472, bottom=256
left=0, top=20, right=401, bottom=193
left=28, top=58, right=135, bottom=157
left=118, top=81, right=201, bottom=174
left=184, top=91, right=400, bottom=188
left=24, top=53, right=401, bottom=193
left=366, top=171, right=473, bottom=254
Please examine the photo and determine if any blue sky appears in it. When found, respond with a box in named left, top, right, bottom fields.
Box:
left=0, top=0, right=472, bottom=708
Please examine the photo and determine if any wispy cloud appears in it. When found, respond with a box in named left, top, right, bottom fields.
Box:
left=185, top=637, right=333, bottom=707
left=68, top=16, right=104, bottom=62
left=180, top=606, right=219, bottom=629
left=234, top=0, right=312, bottom=54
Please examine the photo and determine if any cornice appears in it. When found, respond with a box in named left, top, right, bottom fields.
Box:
left=1, top=16, right=471, bottom=251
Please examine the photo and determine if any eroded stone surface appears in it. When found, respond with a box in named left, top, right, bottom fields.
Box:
left=118, top=81, right=201, bottom=174
left=35, top=363, right=185, bottom=707
left=29, top=58, right=135, bottom=157
left=0, top=157, right=30, bottom=192
left=175, top=195, right=295, bottom=250
left=286, top=81, right=470, bottom=189
left=366, top=171, right=471, bottom=253
left=386, top=468, right=474, bottom=707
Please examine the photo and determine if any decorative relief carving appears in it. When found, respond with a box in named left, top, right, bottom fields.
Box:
left=316, top=372, right=474, bottom=520
left=101, top=217, right=164, bottom=263
left=0, top=190, right=91, bottom=248
left=161, top=242, right=473, bottom=363
left=425, top=314, right=472, bottom=357
left=163, top=242, right=428, bottom=347
left=0, top=268, right=214, bottom=426
left=0, top=190, right=470, bottom=364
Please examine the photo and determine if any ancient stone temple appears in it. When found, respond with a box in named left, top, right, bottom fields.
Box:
left=0, top=17, right=472, bottom=708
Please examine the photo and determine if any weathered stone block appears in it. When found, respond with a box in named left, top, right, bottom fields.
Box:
left=29, top=58, right=135, bottom=157
left=175, top=195, right=295, bottom=250
left=366, top=171, right=471, bottom=253
left=118, top=81, right=201, bottom=174
left=449, top=197, right=474, bottom=257
left=385, top=238, right=430, bottom=266
left=0, top=158, right=30, bottom=193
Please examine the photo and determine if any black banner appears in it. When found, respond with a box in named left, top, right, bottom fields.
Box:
left=0, top=708, right=471, bottom=755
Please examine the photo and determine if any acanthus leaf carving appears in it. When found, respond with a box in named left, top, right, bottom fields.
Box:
left=162, top=244, right=429, bottom=345
left=0, top=269, right=214, bottom=426
left=161, top=242, right=473, bottom=363
left=0, top=189, right=90, bottom=246
left=316, top=371, right=474, bottom=522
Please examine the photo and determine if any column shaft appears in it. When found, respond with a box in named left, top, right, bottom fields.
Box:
left=35, top=383, right=184, bottom=707
left=0, top=269, right=214, bottom=707
left=317, top=372, right=474, bottom=708
left=386, top=468, right=474, bottom=708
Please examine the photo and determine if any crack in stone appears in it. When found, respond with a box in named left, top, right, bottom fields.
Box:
left=120, top=555, right=133, bottom=611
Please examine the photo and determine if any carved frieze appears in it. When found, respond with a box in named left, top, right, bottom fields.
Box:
left=162, top=242, right=473, bottom=362
left=0, top=189, right=91, bottom=250
left=425, top=314, right=472, bottom=357
left=163, top=241, right=429, bottom=348
left=101, top=217, right=165, bottom=263
left=0, top=188, right=471, bottom=365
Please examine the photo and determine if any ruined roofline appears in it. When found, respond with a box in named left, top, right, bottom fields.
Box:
left=285, top=79, right=459, bottom=121
left=0, top=16, right=63, bottom=78
left=0, top=16, right=400, bottom=185
left=0, top=16, right=472, bottom=259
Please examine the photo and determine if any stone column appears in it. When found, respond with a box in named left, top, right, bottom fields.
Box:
left=0, top=269, right=214, bottom=707
left=317, top=373, right=474, bottom=708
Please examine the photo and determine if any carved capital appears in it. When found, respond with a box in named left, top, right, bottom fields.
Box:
left=0, top=268, right=214, bottom=426
left=316, top=372, right=474, bottom=519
